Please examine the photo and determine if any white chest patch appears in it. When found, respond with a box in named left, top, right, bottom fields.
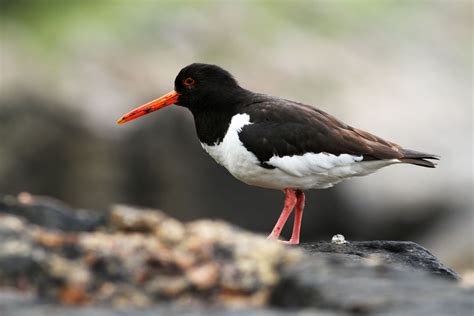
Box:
left=201, top=113, right=258, bottom=174
left=201, top=113, right=400, bottom=190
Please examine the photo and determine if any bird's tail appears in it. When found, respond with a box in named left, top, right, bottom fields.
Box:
left=399, top=149, right=440, bottom=168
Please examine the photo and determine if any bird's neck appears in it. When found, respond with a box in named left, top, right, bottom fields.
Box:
left=193, top=107, right=235, bottom=145
left=190, top=89, right=252, bottom=145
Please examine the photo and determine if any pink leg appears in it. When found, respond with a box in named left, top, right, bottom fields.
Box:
left=287, top=190, right=305, bottom=244
left=267, top=188, right=297, bottom=240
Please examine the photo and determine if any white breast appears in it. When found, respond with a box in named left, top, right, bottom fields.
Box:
left=201, top=113, right=400, bottom=190
left=201, top=113, right=259, bottom=174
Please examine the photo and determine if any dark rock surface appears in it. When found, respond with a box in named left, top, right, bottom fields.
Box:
left=0, top=193, right=106, bottom=232
left=300, top=240, right=460, bottom=280
left=272, top=254, right=473, bottom=315
left=0, top=193, right=472, bottom=316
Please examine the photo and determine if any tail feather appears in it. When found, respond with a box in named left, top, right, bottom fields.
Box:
left=399, top=149, right=439, bottom=168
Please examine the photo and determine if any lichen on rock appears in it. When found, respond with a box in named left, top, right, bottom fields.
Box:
left=0, top=201, right=302, bottom=307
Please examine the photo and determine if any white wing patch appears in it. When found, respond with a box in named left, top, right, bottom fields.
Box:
left=267, top=152, right=364, bottom=177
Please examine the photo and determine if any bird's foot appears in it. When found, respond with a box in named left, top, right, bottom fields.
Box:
left=266, top=235, right=299, bottom=245
left=278, top=239, right=299, bottom=245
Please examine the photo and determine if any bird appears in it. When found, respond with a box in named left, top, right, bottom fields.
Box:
left=117, top=63, right=438, bottom=245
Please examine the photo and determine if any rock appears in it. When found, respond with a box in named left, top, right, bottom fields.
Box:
left=300, top=240, right=460, bottom=280
left=271, top=248, right=473, bottom=315
left=0, top=99, right=123, bottom=211
left=109, top=204, right=169, bottom=232
left=0, top=204, right=302, bottom=307
left=0, top=193, right=105, bottom=232
left=0, top=195, right=471, bottom=315
left=0, top=291, right=338, bottom=316
left=0, top=216, right=44, bottom=289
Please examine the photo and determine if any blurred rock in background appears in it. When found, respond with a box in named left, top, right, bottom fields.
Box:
left=0, top=1, right=472, bottom=275
left=0, top=95, right=124, bottom=209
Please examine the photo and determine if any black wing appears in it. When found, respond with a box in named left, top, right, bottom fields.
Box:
left=238, top=96, right=437, bottom=168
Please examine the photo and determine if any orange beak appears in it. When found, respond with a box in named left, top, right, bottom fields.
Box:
left=117, top=90, right=180, bottom=124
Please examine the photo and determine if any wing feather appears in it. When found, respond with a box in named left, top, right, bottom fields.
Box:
left=238, top=97, right=404, bottom=165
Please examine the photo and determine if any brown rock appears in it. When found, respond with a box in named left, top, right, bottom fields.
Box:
left=146, top=276, right=190, bottom=297
left=58, top=286, right=89, bottom=305
left=186, top=262, right=220, bottom=290
left=109, top=204, right=168, bottom=232
left=33, top=230, right=77, bottom=248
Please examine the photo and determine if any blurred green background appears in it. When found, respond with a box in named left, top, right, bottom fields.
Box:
left=0, top=0, right=472, bottom=273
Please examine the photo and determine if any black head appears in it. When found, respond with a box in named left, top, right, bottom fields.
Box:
left=174, top=63, right=241, bottom=111
left=117, top=63, right=244, bottom=125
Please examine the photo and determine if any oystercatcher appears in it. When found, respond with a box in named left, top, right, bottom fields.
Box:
left=117, top=63, right=438, bottom=244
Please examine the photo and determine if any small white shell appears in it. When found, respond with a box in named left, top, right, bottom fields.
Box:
left=331, top=234, right=347, bottom=244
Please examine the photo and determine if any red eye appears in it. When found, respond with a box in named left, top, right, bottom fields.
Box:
left=183, top=77, right=196, bottom=87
